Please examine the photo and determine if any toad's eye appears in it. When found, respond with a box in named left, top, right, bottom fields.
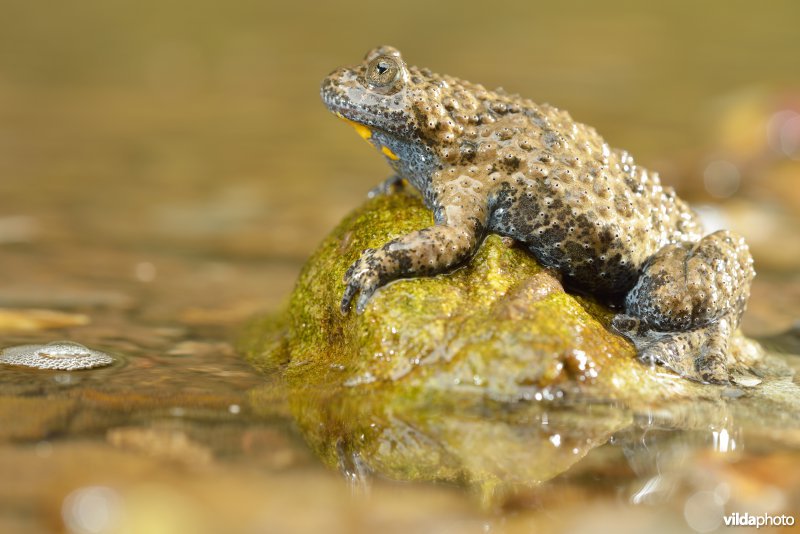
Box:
left=366, top=56, right=401, bottom=88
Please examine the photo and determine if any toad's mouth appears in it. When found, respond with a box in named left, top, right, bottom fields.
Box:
left=321, top=83, right=382, bottom=133
left=320, top=71, right=374, bottom=127
left=320, top=70, right=412, bottom=142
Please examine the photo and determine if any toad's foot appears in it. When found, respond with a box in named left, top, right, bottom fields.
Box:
left=367, top=175, right=405, bottom=199
left=612, top=313, right=734, bottom=383
left=341, top=247, right=386, bottom=314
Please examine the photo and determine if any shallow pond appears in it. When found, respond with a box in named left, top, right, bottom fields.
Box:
left=1, top=1, right=799, bottom=532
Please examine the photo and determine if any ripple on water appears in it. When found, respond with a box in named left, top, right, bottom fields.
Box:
left=0, top=340, right=113, bottom=370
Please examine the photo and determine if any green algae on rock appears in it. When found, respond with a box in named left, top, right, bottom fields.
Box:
left=240, top=191, right=793, bottom=502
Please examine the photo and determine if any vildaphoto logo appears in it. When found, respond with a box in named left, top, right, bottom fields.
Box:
left=723, top=512, right=795, bottom=528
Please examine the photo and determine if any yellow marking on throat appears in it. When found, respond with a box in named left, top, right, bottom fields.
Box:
left=381, top=146, right=400, bottom=160
left=336, top=113, right=400, bottom=161
left=337, top=114, right=372, bottom=141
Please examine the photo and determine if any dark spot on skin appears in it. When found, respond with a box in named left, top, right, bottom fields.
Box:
left=459, top=141, right=477, bottom=163
left=502, top=156, right=520, bottom=172
left=391, top=249, right=414, bottom=275
left=598, top=228, right=613, bottom=247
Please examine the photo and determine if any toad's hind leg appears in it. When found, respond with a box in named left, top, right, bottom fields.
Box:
left=612, top=230, right=755, bottom=383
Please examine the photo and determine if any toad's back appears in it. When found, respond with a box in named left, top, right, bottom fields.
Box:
left=384, top=66, right=704, bottom=295
left=460, top=97, right=705, bottom=295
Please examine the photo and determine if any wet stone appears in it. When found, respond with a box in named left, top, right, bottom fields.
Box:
left=0, top=396, right=77, bottom=441
left=240, top=192, right=798, bottom=503
left=107, top=425, right=213, bottom=467
left=0, top=308, right=90, bottom=332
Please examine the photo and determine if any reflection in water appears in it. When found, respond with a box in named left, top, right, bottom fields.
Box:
left=264, top=366, right=800, bottom=511
left=336, top=438, right=371, bottom=497
left=247, top=348, right=800, bottom=528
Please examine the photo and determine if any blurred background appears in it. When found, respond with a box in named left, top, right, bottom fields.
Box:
left=0, top=0, right=799, bottom=532
left=1, top=0, right=799, bottom=328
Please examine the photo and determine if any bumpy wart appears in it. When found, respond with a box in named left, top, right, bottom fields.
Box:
left=320, top=45, right=755, bottom=384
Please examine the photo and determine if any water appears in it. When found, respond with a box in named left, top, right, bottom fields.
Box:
left=0, top=1, right=799, bottom=532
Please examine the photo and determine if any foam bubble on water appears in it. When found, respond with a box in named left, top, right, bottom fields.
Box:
left=0, top=340, right=113, bottom=370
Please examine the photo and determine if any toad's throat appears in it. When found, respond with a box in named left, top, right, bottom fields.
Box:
left=338, top=114, right=372, bottom=141
left=337, top=114, right=399, bottom=160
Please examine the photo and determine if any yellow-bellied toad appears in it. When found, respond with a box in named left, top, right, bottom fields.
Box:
left=320, top=46, right=755, bottom=384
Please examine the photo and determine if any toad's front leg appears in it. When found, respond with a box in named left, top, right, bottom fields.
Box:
left=341, top=176, right=489, bottom=314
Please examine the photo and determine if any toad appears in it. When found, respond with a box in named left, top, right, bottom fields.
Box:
left=321, top=46, right=755, bottom=384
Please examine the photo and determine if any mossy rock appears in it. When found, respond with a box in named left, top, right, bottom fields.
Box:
left=241, top=192, right=798, bottom=502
